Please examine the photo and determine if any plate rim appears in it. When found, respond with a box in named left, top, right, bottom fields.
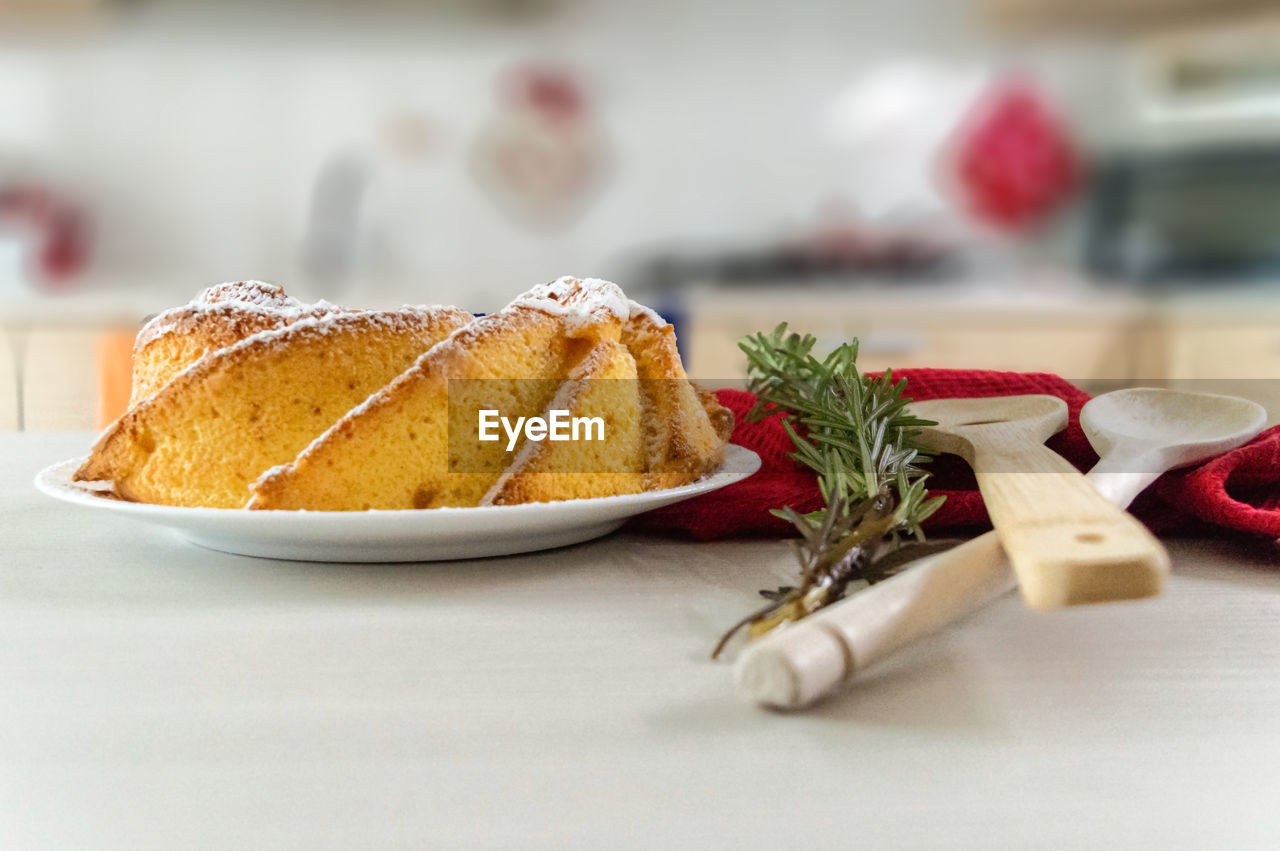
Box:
left=34, top=443, right=762, bottom=522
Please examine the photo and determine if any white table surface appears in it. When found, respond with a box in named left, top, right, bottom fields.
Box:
left=4, top=433, right=1280, bottom=850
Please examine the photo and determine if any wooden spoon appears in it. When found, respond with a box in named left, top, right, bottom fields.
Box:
left=908, top=394, right=1169, bottom=611
left=1082, top=387, right=1267, bottom=507
left=735, top=388, right=1266, bottom=709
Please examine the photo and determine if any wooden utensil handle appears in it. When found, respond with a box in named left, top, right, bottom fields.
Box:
left=970, top=441, right=1169, bottom=610
left=1084, top=452, right=1164, bottom=508
left=734, top=532, right=1015, bottom=708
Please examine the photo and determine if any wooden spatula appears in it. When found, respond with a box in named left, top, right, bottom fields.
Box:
left=908, top=394, right=1169, bottom=610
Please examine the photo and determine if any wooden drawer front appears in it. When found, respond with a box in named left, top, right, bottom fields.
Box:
left=1165, top=325, right=1280, bottom=379
left=1164, top=325, right=1280, bottom=425
left=22, top=329, right=99, bottom=431
left=0, top=331, right=16, bottom=431
left=856, top=326, right=1136, bottom=381
left=685, top=320, right=754, bottom=380
left=686, top=317, right=1140, bottom=383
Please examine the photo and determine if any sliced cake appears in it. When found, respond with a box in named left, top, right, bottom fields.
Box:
left=623, top=303, right=734, bottom=490
left=77, top=276, right=735, bottom=512
left=246, top=277, right=630, bottom=511
left=482, top=338, right=646, bottom=505
left=76, top=306, right=471, bottom=508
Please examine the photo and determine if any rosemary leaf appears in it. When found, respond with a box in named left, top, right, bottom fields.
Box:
left=712, top=323, right=945, bottom=658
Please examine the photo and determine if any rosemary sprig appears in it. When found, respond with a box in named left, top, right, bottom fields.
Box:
left=711, top=323, right=946, bottom=659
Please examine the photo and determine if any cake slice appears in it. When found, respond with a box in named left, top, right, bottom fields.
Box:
left=129, top=280, right=344, bottom=405
left=75, top=306, right=471, bottom=508
left=482, top=338, right=646, bottom=505
left=623, top=303, right=734, bottom=490
left=246, top=277, right=630, bottom=511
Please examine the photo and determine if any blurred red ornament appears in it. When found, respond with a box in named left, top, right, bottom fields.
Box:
left=504, top=65, right=585, bottom=124
left=952, top=82, right=1080, bottom=231
left=0, top=184, right=90, bottom=287
left=473, top=62, right=611, bottom=231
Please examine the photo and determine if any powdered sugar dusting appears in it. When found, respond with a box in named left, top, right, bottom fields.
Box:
left=627, top=300, right=669, bottom=328
left=509, top=276, right=629, bottom=335
left=135, top=281, right=345, bottom=349
left=195, top=280, right=294, bottom=308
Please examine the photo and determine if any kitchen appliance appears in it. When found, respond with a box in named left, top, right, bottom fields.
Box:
left=1085, top=144, right=1280, bottom=282
left=1087, top=17, right=1280, bottom=284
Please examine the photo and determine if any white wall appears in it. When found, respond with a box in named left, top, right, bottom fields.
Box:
left=0, top=0, right=1122, bottom=310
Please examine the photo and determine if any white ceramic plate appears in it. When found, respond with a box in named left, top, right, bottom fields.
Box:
left=35, top=445, right=760, bottom=562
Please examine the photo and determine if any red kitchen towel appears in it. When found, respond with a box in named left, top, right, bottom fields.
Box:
left=632, top=369, right=1280, bottom=541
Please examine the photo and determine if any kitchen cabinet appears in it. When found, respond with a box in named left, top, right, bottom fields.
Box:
left=683, top=288, right=1152, bottom=382
left=1162, top=322, right=1280, bottom=379
left=0, top=286, right=157, bottom=433
left=21, top=328, right=100, bottom=431
left=0, top=331, right=17, bottom=431
left=688, top=315, right=1148, bottom=382
left=682, top=286, right=1280, bottom=425
left=1158, top=313, right=1280, bottom=427
left=983, top=0, right=1269, bottom=33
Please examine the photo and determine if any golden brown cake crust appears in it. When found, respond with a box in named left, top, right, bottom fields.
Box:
left=130, top=281, right=347, bottom=405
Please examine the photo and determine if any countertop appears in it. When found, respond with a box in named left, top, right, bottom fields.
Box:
left=4, top=433, right=1280, bottom=849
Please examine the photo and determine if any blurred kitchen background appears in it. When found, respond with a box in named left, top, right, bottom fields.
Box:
left=3, top=0, right=1280, bottom=430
